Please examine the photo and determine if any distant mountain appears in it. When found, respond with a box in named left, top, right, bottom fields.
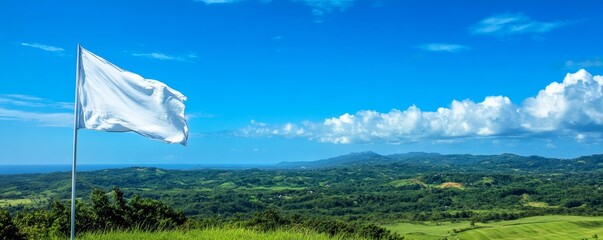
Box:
left=276, top=151, right=395, bottom=169
left=276, top=151, right=603, bottom=173
left=387, top=152, right=444, bottom=164
left=387, top=153, right=523, bottom=166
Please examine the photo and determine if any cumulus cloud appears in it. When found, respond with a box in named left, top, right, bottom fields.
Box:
left=419, top=43, right=470, bottom=53
left=471, top=13, right=567, bottom=36
left=21, top=43, right=64, bottom=52
left=522, top=70, right=603, bottom=131
left=0, top=94, right=72, bottom=127
left=239, top=69, right=603, bottom=144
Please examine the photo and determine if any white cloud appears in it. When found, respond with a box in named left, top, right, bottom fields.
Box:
left=419, top=43, right=470, bottom=53
left=0, top=94, right=72, bottom=110
left=186, top=112, right=217, bottom=120
left=131, top=52, right=196, bottom=62
left=471, top=13, right=567, bottom=36
left=0, top=108, right=72, bottom=127
left=522, top=69, right=603, bottom=131
left=195, top=0, right=356, bottom=20
left=239, top=69, right=603, bottom=144
left=565, top=58, right=603, bottom=69
left=195, top=0, right=240, bottom=4
left=21, top=43, right=65, bottom=52
left=0, top=94, right=72, bottom=127
left=297, top=0, right=355, bottom=17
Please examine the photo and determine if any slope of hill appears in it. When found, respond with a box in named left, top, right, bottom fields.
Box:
left=384, top=215, right=603, bottom=240
left=1, top=152, right=603, bottom=228
left=2, top=152, right=603, bottom=239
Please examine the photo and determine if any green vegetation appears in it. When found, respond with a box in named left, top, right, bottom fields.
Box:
left=459, top=215, right=603, bottom=240
left=0, top=188, right=402, bottom=239
left=0, top=198, right=33, bottom=207
left=1, top=152, right=603, bottom=239
left=77, top=228, right=354, bottom=240
left=0, top=188, right=186, bottom=239
left=385, top=216, right=603, bottom=240
left=384, top=221, right=472, bottom=240
left=0, top=208, right=22, bottom=239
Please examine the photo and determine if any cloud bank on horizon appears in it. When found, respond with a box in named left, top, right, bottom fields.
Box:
left=240, top=69, right=603, bottom=144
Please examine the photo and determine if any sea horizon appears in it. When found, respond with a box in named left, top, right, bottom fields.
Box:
left=0, top=163, right=270, bottom=175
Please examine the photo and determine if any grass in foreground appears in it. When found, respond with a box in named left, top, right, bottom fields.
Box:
left=77, top=227, right=361, bottom=240
left=384, top=215, right=603, bottom=240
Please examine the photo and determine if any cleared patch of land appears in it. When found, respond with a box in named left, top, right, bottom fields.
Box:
left=524, top=201, right=551, bottom=208
left=0, top=198, right=33, bottom=207
left=389, top=178, right=428, bottom=188
left=520, top=194, right=557, bottom=208
left=384, top=215, right=603, bottom=240
left=384, top=221, right=471, bottom=240
left=438, top=182, right=462, bottom=189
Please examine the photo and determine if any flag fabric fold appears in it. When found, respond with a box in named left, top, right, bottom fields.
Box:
left=76, top=47, right=188, bottom=145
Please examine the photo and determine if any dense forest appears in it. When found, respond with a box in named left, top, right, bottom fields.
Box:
left=1, top=152, right=602, bottom=238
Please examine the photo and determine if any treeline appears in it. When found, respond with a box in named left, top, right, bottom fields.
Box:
left=0, top=187, right=185, bottom=239
left=0, top=188, right=403, bottom=240
left=405, top=207, right=603, bottom=223
left=244, top=209, right=403, bottom=240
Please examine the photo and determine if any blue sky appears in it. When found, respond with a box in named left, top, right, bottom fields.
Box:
left=1, top=0, right=603, bottom=165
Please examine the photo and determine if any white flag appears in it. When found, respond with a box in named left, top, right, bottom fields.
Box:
left=75, top=46, right=188, bottom=145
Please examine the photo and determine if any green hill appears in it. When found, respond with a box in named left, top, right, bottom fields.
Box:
left=2, top=152, right=603, bottom=239
left=277, top=152, right=603, bottom=173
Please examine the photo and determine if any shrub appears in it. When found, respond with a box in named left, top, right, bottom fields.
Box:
left=0, top=208, right=24, bottom=240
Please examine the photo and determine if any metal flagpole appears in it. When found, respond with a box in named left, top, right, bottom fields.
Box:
left=70, top=44, right=82, bottom=240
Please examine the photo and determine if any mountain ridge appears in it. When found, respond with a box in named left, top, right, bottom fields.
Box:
left=275, top=151, right=603, bottom=172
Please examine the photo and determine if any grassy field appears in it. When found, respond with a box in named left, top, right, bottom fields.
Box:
left=76, top=227, right=359, bottom=240
left=384, top=220, right=472, bottom=240
left=385, top=215, right=603, bottom=240
left=458, top=215, right=603, bottom=240
left=0, top=198, right=33, bottom=207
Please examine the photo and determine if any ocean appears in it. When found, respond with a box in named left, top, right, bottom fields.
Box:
left=0, top=164, right=268, bottom=175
